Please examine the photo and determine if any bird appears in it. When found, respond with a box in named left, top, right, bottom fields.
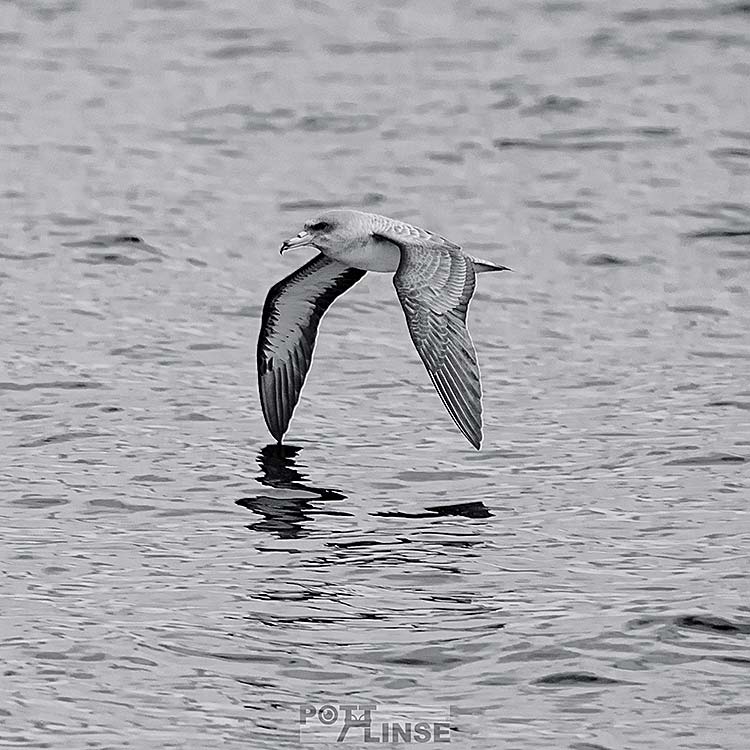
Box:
left=257, top=209, right=509, bottom=450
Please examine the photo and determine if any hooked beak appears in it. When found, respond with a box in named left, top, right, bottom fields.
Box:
left=280, top=230, right=313, bottom=255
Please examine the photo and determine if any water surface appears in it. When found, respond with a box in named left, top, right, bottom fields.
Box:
left=1, top=1, right=749, bottom=748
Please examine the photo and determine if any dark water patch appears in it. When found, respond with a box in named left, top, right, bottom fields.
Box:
left=535, top=671, right=623, bottom=686
left=713, top=147, right=750, bottom=159
left=326, top=38, right=504, bottom=56
left=279, top=199, right=342, bottom=212
left=74, top=252, right=138, bottom=265
left=245, top=113, right=292, bottom=131
left=13, top=494, right=67, bottom=509
left=682, top=201, right=750, bottom=221
left=20, top=431, right=110, bottom=448
left=542, top=1, right=586, bottom=14
left=584, top=254, right=634, bottom=266
left=668, top=305, right=730, bottom=317
left=187, top=343, right=234, bottom=351
left=208, top=41, right=291, bottom=59
left=541, top=327, right=573, bottom=340
left=708, top=400, right=750, bottom=410
left=362, top=192, right=385, bottom=206
left=495, top=126, right=680, bottom=151
left=71, top=307, right=106, bottom=319
left=720, top=249, right=750, bottom=259
left=665, top=453, right=745, bottom=466
left=373, top=501, right=492, bottom=519
left=570, top=211, right=602, bottom=224
left=0, top=32, right=23, bottom=44
left=495, top=137, right=625, bottom=151
left=574, top=75, right=610, bottom=89
left=26, top=1, right=79, bottom=21
left=110, top=344, right=177, bottom=361
left=562, top=379, right=618, bottom=389
left=522, top=95, right=586, bottom=115
left=676, top=614, right=750, bottom=635
left=325, top=538, right=407, bottom=551
left=721, top=130, right=750, bottom=143
left=570, top=743, right=614, bottom=750
left=0, top=251, right=52, bottom=260
left=719, top=656, right=750, bottom=668
left=490, top=93, right=521, bottom=109
left=688, top=228, right=750, bottom=238
left=47, top=213, right=94, bottom=227
left=132, top=474, right=174, bottom=483
left=394, top=470, right=487, bottom=482
left=174, top=130, right=227, bottom=146
left=711, top=147, right=750, bottom=174
left=376, top=644, right=483, bottom=669
left=724, top=2, right=750, bottom=15
left=0, top=380, right=102, bottom=392
left=424, top=501, right=492, bottom=518
left=619, top=7, right=719, bottom=24
left=55, top=144, right=93, bottom=155
left=427, top=151, right=464, bottom=163
left=691, top=349, right=750, bottom=359
left=187, top=104, right=295, bottom=132
left=326, top=41, right=407, bottom=55
left=206, top=27, right=264, bottom=41
left=296, top=113, right=379, bottom=133
left=665, top=29, right=750, bottom=49
left=175, top=411, right=217, bottom=421
left=63, top=235, right=165, bottom=265
left=87, top=498, right=156, bottom=512
left=634, top=126, right=680, bottom=138
left=135, top=0, right=193, bottom=8
left=526, top=199, right=587, bottom=211
left=280, top=194, right=384, bottom=212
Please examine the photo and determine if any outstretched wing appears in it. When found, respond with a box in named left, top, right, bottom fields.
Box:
left=376, top=224, right=483, bottom=449
left=257, top=253, right=366, bottom=443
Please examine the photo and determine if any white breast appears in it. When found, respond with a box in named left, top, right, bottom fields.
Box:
left=329, top=235, right=401, bottom=273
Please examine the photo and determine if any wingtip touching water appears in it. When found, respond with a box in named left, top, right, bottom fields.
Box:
left=257, top=209, right=507, bottom=450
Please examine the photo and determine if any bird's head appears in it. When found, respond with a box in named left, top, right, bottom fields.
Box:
left=279, top=210, right=361, bottom=255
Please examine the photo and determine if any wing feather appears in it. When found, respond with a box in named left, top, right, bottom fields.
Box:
left=257, top=253, right=366, bottom=442
left=382, top=230, right=484, bottom=449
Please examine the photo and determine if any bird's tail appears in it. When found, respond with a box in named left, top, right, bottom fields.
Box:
left=470, top=255, right=511, bottom=273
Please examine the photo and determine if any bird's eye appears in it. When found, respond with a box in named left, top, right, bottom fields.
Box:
left=308, top=221, right=331, bottom=232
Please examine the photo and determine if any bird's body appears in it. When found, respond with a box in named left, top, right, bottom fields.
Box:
left=257, top=209, right=509, bottom=449
left=323, top=231, right=401, bottom=272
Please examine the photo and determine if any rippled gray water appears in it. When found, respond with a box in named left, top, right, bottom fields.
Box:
left=1, top=1, right=750, bottom=748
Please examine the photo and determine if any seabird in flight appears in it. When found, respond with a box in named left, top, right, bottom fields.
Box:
left=257, top=209, right=509, bottom=449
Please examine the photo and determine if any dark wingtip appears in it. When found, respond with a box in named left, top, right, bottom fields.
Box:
left=461, top=427, right=482, bottom=450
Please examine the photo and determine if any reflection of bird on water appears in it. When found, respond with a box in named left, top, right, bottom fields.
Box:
left=235, top=444, right=348, bottom=539
left=257, top=209, right=509, bottom=450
